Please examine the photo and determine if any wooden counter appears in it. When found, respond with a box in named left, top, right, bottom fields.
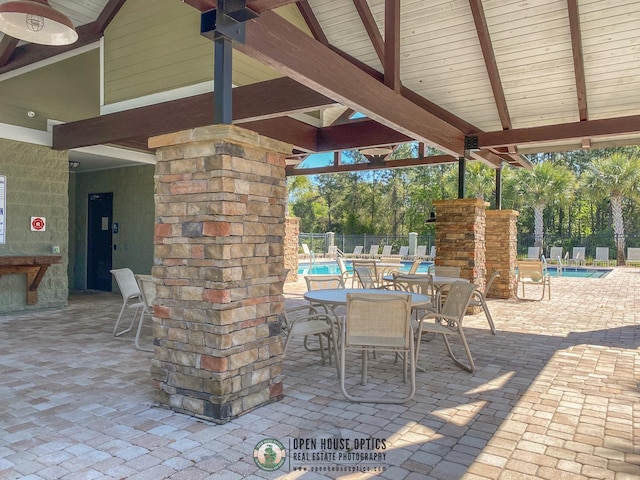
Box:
left=0, top=255, right=62, bottom=305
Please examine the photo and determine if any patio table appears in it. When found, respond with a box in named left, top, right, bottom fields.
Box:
left=303, top=288, right=431, bottom=309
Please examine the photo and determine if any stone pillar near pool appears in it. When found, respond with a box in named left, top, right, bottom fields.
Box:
left=433, top=199, right=487, bottom=299
left=285, top=217, right=299, bottom=282
left=149, top=124, right=289, bottom=423
left=326, top=231, right=335, bottom=255
left=485, top=209, right=519, bottom=299
left=408, top=232, right=418, bottom=257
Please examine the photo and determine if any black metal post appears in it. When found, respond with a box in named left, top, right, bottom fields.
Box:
left=495, top=165, right=502, bottom=209
left=213, top=35, right=233, bottom=125
left=458, top=157, right=466, bottom=199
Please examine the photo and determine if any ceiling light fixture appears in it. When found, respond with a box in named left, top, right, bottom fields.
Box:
left=359, top=146, right=393, bottom=156
left=0, top=0, right=77, bottom=45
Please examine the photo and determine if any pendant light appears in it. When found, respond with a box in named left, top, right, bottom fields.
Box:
left=0, top=0, right=77, bottom=45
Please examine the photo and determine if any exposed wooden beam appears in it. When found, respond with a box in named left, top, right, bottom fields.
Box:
left=469, top=0, right=511, bottom=130
left=567, top=0, right=588, bottom=121
left=238, top=11, right=466, bottom=156
left=297, top=1, right=328, bottom=44
left=469, top=149, right=503, bottom=169
left=286, top=154, right=456, bottom=176
left=242, top=117, right=318, bottom=151
left=52, top=77, right=333, bottom=150
left=317, top=120, right=411, bottom=152
left=0, top=35, right=18, bottom=67
left=183, top=0, right=300, bottom=14
left=353, top=0, right=385, bottom=65
left=384, top=0, right=400, bottom=92
left=476, top=115, right=640, bottom=148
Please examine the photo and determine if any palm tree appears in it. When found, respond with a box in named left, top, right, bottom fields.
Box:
left=515, top=161, right=575, bottom=249
left=583, top=152, right=640, bottom=265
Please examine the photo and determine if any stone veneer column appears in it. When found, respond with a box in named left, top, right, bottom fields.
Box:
left=433, top=199, right=488, bottom=291
left=485, top=210, right=519, bottom=299
left=284, top=217, right=299, bottom=282
left=148, top=124, right=291, bottom=423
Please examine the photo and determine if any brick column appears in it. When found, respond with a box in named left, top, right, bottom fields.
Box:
left=485, top=210, right=519, bottom=299
left=148, top=125, right=291, bottom=423
left=433, top=199, right=488, bottom=290
left=284, top=217, right=299, bottom=282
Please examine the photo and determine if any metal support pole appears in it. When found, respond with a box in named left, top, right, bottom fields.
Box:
left=213, top=35, right=233, bottom=125
left=458, top=157, right=466, bottom=199
left=495, top=165, right=502, bottom=210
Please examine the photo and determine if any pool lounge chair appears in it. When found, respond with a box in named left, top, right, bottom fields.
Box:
left=548, top=247, right=563, bottom=264
left=363, top=244, right=379, bottom=258
left=414, top=245, right=427, bottom=259
left=567, top=247, right=585, bottom=266
left=593, top=247, right=610, bottom=266
left=299, top=243, right=312, bottom=259
left=527, top=246, right=541, bottom=259
left=627, top=248, right=640, bottom=266
left=345, top=245, right=364, bottom=258
left=425, top=246, right=436, bottom=261
left=380, top=245, right=393, bottom=257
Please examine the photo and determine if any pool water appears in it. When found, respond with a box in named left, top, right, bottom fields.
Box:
left=298, top=261, right=612, bottom=278
left=298, top=260, right=433, bottom=275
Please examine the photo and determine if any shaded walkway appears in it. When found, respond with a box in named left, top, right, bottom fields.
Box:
left=0, top=269, right=638, bottom=479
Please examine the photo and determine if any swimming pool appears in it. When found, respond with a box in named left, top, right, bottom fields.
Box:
left=298, top=260, right=433, bottom=275
left=298, top=261, right=613, bottom=278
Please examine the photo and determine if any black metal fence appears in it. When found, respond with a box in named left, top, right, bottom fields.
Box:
left=300, top=232, right=640, bottom=262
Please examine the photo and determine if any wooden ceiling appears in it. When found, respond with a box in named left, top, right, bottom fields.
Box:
left=3, top=0, right=640, bottom=174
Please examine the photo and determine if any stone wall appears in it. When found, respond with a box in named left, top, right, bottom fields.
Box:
left=0, top=139, right=68, bottom=312
left=284, top=217, right=299, bottom=282
left=433, top=198, right=488, bottom=290
left=485, top=210, right=519, bottom=299
left=149, top=125, right=290, bottom=423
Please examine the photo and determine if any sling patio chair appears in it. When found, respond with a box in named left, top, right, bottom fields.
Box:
left=380, top=245, right=393, bottom=257
left=363, top=244, right=380, bottom=258
left=340, top=293, right=415, bottom=404
left=516, top=260, right=551, bottom=300
left=134, top=274, right=156, bottom=352
left=593, top=247, right=610, bottom=266
left=345, top=245, right=364, bottom=258
left=336, top=256, right=357, bottom=287
left=397, top=246, right=410, bottom=259
left=414, top=281, right=478, bottom=372
left=282, top=304, right=339, bottom=372
left=110, top=268, right=144, bottom=338
left=627, top=248, right=640, bottom=266
left=468, top=271, right=499, bottom=335
left=567, top=247, right=586, bottom=266
left=527, top=246, right=541, bottom=259
left=425, top=245, right=436, bottom=261
left=548, top=246, right=563, bottom=264
left=414, top=245, right=427, bottom=259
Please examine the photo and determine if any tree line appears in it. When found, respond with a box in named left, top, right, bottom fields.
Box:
left=287, top=145, right=640, bottom=264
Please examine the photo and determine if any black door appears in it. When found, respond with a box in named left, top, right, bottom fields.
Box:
left=87, top=193, right=113, bottom=291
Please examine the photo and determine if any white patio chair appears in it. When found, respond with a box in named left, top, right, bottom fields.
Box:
left=110, top=268, right=144, bottom=338
left=527, top=246, right=541, bottom=259
left=134, top=274, right=156, bottom=352
left=335, top=256, right=356, bottom=287
left=380, top=245, right=393, bottom=257
left=398, top=246, right=409, bottom=259
left=299, top=243, right=311, bottom=259
left=627, top=248, right=640, bottom=266
left=364, top=244, right=380, bottom=258
left=425, top=246, right=436, bottom=261
left=414, top=245, right=427, bottom=259
left=593, top=247, right=610, bottom=266
left=340, top=293, right=415, bottom=403
left=468, top=271, right=499, bottom=335
left=345, top=245, right=364, bottom=258
left=282, top=305, right=339, bottom=372
left=516, top=260, right=551, bottom=300
left=353, top=266, right=382, bottom=289
left=548, top=246, right=563, bottom=264
left=414, top=281, right=478, bottom=372
left=568, top=247, right=585, bottom=266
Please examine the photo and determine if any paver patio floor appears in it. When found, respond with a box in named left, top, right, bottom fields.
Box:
left=0, top=267, right=638, bottom=479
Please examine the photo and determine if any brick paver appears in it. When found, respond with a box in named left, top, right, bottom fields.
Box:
left=0, top=267, right=638, bottom=479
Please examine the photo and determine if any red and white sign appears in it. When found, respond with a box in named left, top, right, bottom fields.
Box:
left=31, top=216, right=46, bottom=231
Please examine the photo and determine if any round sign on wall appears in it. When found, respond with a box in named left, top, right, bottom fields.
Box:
left=31, top=217, right=46, bottom=231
